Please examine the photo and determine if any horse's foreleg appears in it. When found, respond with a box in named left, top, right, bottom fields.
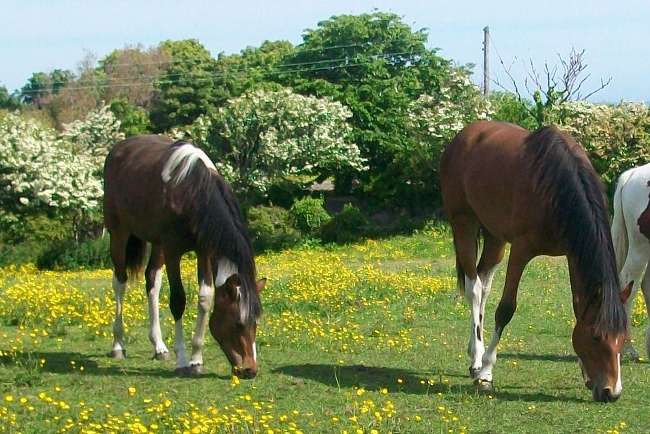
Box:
left=640, top=265, right=650, bottom=359
left=189, top=253, right=214, bottom=374
left=165, top=252, right=188, bottom=372
left=477, top=234, right=506, bottom=342
left=477, top=243, right=530, bottom=390
left=146, top=245, right=169, bottom=360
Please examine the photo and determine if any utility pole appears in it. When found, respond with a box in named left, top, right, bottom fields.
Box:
left=483, top=26, right=490, bottom=96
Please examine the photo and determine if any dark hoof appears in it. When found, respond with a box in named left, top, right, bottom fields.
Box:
left=153, top=351, right=171, bottom=361
left=469, top=366, right=481, bottom=380
left=109, top=349, right=126, bottom=360
left=189, top=364, right=203, bottom=375
left=174, top=366, right=192, bottom=377
left=474, top=378, right=494, bottom=393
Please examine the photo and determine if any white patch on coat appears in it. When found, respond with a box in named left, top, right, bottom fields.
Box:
left=161, top=143, right=217, bottom=185
left=147, top=268, right=169, bottom=355
left=174, top=320, right=188, bottom=368
left=215, top=257, right=239, bottom=287
left=112, top=274, right=127, bottom=352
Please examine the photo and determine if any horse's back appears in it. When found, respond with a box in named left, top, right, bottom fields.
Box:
left=103, top=135, right=177, bottom=239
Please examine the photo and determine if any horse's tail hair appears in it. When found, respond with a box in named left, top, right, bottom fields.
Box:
left=612, top=169, right=634, bottom=274
left=125, top=235, right=146, bottom=279
left=454, top=229, right=480, bottom=297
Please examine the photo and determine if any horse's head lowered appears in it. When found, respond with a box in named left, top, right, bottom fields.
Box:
left=572, top=282, right=632, bottom=402
left=209, top=274, right=265, bottom=379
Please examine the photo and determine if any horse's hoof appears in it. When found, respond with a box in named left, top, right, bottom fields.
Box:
left=469, top=366, right=481, bottom=380
left=189, top=364, right=203, bottom=376
left=474, top=378, right=494, bottom=393
left=109, top=350, right=126, bottom=360
left=174, top=366, right=192, bottom=376
left=153, top=351, right=171, bottom=361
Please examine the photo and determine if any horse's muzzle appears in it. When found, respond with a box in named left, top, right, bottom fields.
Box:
left=593, top=387, right=620, bottom=403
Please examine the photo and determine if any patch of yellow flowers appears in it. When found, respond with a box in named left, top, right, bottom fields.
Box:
left=0, top=236, right=465, bottom=433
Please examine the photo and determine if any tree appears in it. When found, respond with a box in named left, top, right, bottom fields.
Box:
left=404, top=70, right=492, bottom=207
left=149, top=39, right=220, bottom=132
left=0, top=86, right=21, bottom=110
left=109, top=98, right=151, bottom=137
left=20, top=70, right=73, bottom=107
left=280, top=12, right=463, bottom=204
left=99, top=44, right=171, bottom=108
left=176, top=88, right=365, bottom=197
left=494, top=48, right=611, bottom=128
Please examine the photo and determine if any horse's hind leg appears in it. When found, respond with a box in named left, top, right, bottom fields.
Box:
left=146, top=244, right=170, bottom=360
left=109, top=230, right=129, bottom=359
left=450, top=215, right=483, bottom=378
left=164, top=249, right=189, bottom=374
left=477, top=232, right=506, bottom=336
left=476, top=241, right=531, bottom=390
left=640, top=263, right=650, bottom=358
left=619, top=240, right=649, bottom=361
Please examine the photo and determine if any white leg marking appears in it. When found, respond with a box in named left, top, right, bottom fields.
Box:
left=190, top=282, right=214, bottom=366
left=147, top=269, right=169, bottom=356
left=641, top=268, right=650, bottom=358
left=112, top=274, right=127, bottom=354
left=174, top=320, right=188, bottom=369
left=465, top=275, right=484, bottom=373
left=478, top=327, right=502, bottom=383
left=478, top=268, right=497, bottom=332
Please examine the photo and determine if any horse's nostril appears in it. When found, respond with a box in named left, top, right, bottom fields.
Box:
left=233, top=367, right=257, bottom=379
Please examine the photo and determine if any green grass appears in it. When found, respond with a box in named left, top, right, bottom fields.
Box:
left=0, top=228, right=648, bottom=433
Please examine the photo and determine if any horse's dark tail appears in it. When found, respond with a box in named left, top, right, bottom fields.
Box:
left=453, top=229, right=480, bottom=297
left=125, top=235, right=146, bottom=279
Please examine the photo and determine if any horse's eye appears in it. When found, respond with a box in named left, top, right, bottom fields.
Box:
left=592, top=335, right=601, bottom=342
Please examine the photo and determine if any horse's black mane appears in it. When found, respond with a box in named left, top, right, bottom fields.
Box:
left=172, top=141, right=261, bottom=324
left=524, top=126, right=625, bottom=336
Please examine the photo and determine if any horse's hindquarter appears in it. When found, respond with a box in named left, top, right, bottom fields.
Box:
left=624, top=164, right=650, bottom=243
left=104, top=135, right=181, bottom=243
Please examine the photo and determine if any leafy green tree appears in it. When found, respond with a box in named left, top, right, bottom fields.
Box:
left=109, top=98, right=151, bottom=136
left=149, top=39, right=220, bottom=132
left=281, top=12, right=461, bottom=204
left=0, top=86, right=21, bottom=110
left=489, top=91, right=537, bottom=130
left=20, top=70, right=73, bottom=107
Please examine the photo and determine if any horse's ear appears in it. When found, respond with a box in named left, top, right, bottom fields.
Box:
left=620, top=280, right=634, bottom=304
left=256, top=278, right=267, bottom=293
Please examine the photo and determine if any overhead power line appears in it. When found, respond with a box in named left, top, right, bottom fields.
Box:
left=19, top=50, right=420, bottom=95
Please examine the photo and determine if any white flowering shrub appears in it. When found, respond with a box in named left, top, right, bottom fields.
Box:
left=0, top=105, right=123, bottom=237
left=551, top=101, right=650, bottom=190
left=179, top=88, right=366, bottom=195
left=60, top=104, right=125, bottom=166
left=400, top=70, right=491, bottom=197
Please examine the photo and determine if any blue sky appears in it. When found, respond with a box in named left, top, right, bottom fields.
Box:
left=2, top=0, right=649, bottom=102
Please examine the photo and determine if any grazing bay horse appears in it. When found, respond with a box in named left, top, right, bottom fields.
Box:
left=612, top=163, right=650, bottom=360
left=440, top=121, right=631, bottom=402
left=103, top=135, right=264, bottom=378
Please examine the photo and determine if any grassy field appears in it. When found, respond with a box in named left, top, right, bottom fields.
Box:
left=0, top=227, right=648, bottom=433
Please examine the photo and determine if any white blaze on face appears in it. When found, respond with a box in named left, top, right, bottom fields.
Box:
left=161, top=143, right=217, bottom=185
left=253, top=341, right=257, bottom=363
left=614, top=353, right=622, bottom=395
